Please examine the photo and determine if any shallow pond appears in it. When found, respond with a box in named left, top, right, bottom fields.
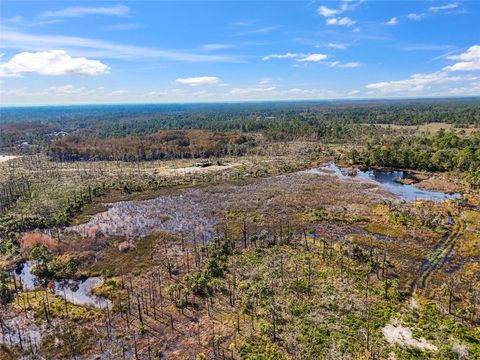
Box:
left=308, top=163, right=461, bottom=202
left=15, top=261, right=109, bottom=308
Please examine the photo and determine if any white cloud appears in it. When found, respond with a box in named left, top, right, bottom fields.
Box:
left=405, top=2, right=460, bottom=23
left=283, top=87, right=359, bottom=98
left=262, top=52, right=299, bottom=61
left=192, top=90, right=215, bottom=98
left=317, top=1, right=363, bottom=18
left=444, top=45, right=480, bottom=72
left=0, top=29, right=236, bottom=62
left=407, top=13, right=424, bottom=21
left=429, top=2, right=458, bottom=13
left=228, top=86, right=276, bottom=96
left=2, top=85, right=131, bottom=103
left=296, top=54, right=328, bottom=62
left=263, top=52, right=328, bottom=63
left=328, top=43, right=347, bottom=50
left=366, top=44, right=480, bottom=95
left=41, top=5, right=129, bottom=18
left=326, top=17, right=356, bottom=27
left=366, top=71, right=478, bottom=93
left=330, top=61, right=361, bottom=68
left=448, top=82, right=480, bottom=95
left=317, top=6, right=339, bottom=17
left=175, top=76, right=221, bottom=86
left=0, top=50, right=110, bottom=77
left=110, top=89, right=128, bottom=96
left=49, top=85, right=89, bottom=95
left=141, top=91, right=168, bottom=98
left=384, top=17, right=398, bottom=26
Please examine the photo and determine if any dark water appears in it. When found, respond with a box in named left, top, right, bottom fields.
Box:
left=308, top=163, right=461, bottom=202
left=15, top=261, right=109, bottom=308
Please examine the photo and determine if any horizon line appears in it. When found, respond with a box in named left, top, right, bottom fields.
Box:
left=1, top=95, right=480, bottom=108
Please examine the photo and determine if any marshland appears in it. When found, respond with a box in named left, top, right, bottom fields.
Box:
left=0, top=101, right=479, bottom=359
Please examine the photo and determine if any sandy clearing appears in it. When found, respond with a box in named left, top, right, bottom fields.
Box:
left=159, top=163, right=239, bottom=175
left=0, top=155, right=19, bottom=163
left=383, top=322, right=437, bottom=351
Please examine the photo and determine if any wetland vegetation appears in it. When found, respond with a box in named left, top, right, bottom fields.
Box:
left=1, top=100, right=480, bottom=359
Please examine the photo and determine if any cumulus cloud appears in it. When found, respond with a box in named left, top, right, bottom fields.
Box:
left=175, top=76, right=221, bottom=86
left=41, top=5, right=129, bottom=18
left=366, top=71, right=478, bottom=93
left=366, top=44, right=480, bottom=95
left=326, top=17, right=356, bottom=27
left=444, top=45, right=480, bottom=72
left=0, top=50, right=110, bottom=77
left=384, top=17, right=398, bottom=26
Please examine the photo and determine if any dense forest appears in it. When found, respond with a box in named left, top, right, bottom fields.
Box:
left=48, top=130, right=255, bottom=162
left=346, top=130, right=480, bottom=186
left=2, top=100, right=480, bottom=153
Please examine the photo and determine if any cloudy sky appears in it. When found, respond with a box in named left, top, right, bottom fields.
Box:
left=1, top=0, right=479, bottom=105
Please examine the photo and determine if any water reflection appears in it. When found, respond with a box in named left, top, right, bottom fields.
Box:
left=307, top=163, right=461, bottom=202
left=14, top=261, right=109, bottom=308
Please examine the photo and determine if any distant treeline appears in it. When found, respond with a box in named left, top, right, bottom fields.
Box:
left=2, top=100, right=480, bottom=152
left=48, top=130, right=255, bottom=161
left=346, top=130, right=480, bottom=186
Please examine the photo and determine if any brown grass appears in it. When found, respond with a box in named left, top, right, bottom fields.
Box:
left=20, top=232, right=57, bottom=250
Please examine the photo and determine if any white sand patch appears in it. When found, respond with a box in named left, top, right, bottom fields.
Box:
left=0, top=155, right=19, bottom=163
left=162, top=163, right=238, bottom=175
left=409, top=297, right=419, bottom=309
left=452, top=341, right=469, bottom=359
left=383, top=323, right=437, bottom=351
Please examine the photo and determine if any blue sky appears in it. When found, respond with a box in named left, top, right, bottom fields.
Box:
left=0, top=0, right=479, bottom=104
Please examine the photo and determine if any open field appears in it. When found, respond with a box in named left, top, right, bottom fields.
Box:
left=365, top=122, right=479, bottom=136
